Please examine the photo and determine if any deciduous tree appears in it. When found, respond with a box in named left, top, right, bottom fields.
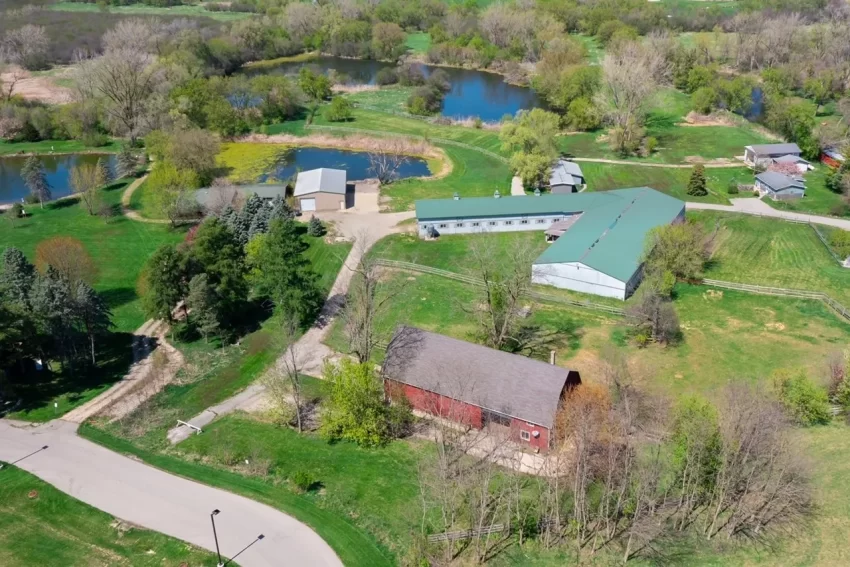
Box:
left=21, top=156, right=51, bottom=208
left=69, top=162, right=103, bottom=215
left=34, top=237, right=97, bottom=288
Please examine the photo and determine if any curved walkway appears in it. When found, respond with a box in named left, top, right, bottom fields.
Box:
left=571, top=157, right=743, bottom=168
left=0, top=420, right=342, bottom=567
left=120, top=173, right=170, bottom=224
left=686, top=198, right=850, bottom=230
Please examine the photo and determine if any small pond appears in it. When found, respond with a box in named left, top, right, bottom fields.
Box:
left=0, top=153, right=117, bottom=204
left=243, top=56, right=540, bottom=122
left=255, top=147, right=431, bottom=183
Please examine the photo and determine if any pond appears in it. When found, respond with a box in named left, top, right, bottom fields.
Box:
left=243, top=56, right=540, bottom=122
left=0, top=153, right=117, bottom=204
left=254, top=147, right=431, bottom=183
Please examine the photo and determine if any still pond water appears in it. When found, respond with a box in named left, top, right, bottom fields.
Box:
left=256, top=147, right=431, bottom=183
left=245, top=56, right=540, bottom=122
left=0, top=154, right=117, bottom=204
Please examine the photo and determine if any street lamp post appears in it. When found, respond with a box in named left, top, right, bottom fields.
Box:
left=210, top=509, right=223, bottom=567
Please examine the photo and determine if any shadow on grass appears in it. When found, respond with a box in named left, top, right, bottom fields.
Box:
left=4, top=332, right=135, bottom=417
left=98, top=287, right=138, bottom=312
left=47, top=198, right=78, bottom=211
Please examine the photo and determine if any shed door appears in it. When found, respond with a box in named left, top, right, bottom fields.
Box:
left=301, top=198, right=316, bottom=212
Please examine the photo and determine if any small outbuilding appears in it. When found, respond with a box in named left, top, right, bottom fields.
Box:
left=754, top=171, right=806, bottom=200
left=383, top=327, right=581, bottom=452
left=294, top=168, right=347, bottom=212
left=743, top=143, right=802, bottom=168
left=821, top=148, right=845, bottom=168
left=548, top=159, right=585, bottom=193
left=771, top=154, right=812, bottom=173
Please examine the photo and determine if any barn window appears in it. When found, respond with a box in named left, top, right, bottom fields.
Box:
left=439, top=223, right=448, bottom=228
left=536, top=219, right=546, bottom=224
left=456, top=223, right=464, bottom=228
left=520, top=220, right=529, bottom=225
left=520, top=430, right=531, bottom=441
left=489, top=221, right=497, bottom=226
left=483, top=410, right=511, bottom=427
left=505, top=221, right=513, bottom=225
left=472, top=222, right=480, bottom=226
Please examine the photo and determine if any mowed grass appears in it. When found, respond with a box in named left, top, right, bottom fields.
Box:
left=0, top=464, right=217, bottom=566
left=692, top=211, right=850, bottom=303
left=581, top=162, right=748, bottom=204
left=0, top=178, right=184, bottom=332
left=405, top=32, right=431, bottom=54
left=768, top=166, right=849, bottom=217
left=0, top=139, right=120, bottom=156
left=345, top=86, right=414, bottom=114
left=50, top=1, right=253, bottom=21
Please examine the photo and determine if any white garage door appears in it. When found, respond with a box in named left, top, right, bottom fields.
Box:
left=301, top=198, right=316, bottom=212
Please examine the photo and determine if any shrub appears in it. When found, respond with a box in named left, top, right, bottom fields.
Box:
left=10, top=203, right=24, bottom=218
left=473, top=117, right=483, bottom=129
left=375, top=68, right=398, bottom=86
left=727, top=181, right=739, bottom=195
left=290, top=470, right=317, bottom=492
left=692, top=87, right=718, bottom=114
left=830, top=202, right=850, bottom=217
left=307, top=215, right=326, bottom=236
left=686, top=164, right=708, bottom=197
left=644, top=136, right=658, bottom=155
left=829, top=229, right=850, bottom=258
left=772, top=369, right=832, bottom=426
left=325, top=97, right=353, bottom=122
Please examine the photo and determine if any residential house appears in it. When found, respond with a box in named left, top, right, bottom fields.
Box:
left=771, top=154, right=812, bottom=173
left=415, top=187, right=685, bottom=300
left=383, top=327, right=581, bottom=452
left=754, top=171, right=806, bottom=200
left=294, top=168, right=348, bottom=212
left=743, top=143, right=802, bottom=168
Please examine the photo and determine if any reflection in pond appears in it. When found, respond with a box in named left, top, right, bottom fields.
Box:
left=0, top=154, right=117, bottom=204
left=242, top=56, right=539, bottom=122
left=255, top=147, right=431, bottom=183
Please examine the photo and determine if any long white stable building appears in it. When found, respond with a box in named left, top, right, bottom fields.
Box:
left=414, top=188, right=685, bottom=300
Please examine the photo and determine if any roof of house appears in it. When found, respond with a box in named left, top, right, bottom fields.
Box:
left=415, top=188, right=685, bottom=282
left=746, top=143, right=802, bottom=156
left=756, top=171, right=806, bottom=192
left=549, top=159, right=584, bottom=187
left=773, top=154, right=810, bottom=165
left=195, top=184, right=286, bottom=206
left=294, top=168, right=347, bottom=197
left=383, top=327, right=577, bottom=429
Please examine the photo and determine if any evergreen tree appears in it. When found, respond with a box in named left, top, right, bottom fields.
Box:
left=96, top=156, right=112, bottom=187
left=30, top=267, right=76, bottom=368
left=187, top=273, right=221, bottom=342
left=219, top=204, right=236, bottom=229
left=687, top=164, right=708, bottom=197
left=116, top=145, right=139, bottom=179
left=0, top=247, right=36, bottom=306
left=74, top=281, right=113, bottom=365
left=249, top=218, right=322, bottom=324
left=307, top=215, right=326, bottom=237
left=231, top=208, right=253, bottom=246
left=191, top=218, right=248, bottom=321
left=21, top=156, right=52, bottom=208
left=248, top=203, right=271, bottom=239
left=142, top=245, right=191, bottom=322
left=269, top=194, right=294, bottom=222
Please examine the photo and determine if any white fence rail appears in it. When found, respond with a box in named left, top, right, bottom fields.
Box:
left=701, top=279, right=850, bottom=323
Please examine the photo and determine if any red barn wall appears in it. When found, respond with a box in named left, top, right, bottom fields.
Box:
left=389, top=381, right=483, bottom=428
left=511, top=419, right=550, bottom=451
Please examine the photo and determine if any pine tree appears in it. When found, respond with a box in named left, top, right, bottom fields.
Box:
left=307, top=215, right=326, bottom=237
left=687, top=164, right=708, bottom=197
left=0, top=247, right=36, bottom=305
left=219, top=204, right=236, bottom=229
left=187, top=273, right=221, bottom=342
left=269, top=195, right=294, bottom=222
left=30, top=267, right=76, bottom=369
left=21, top=156, right=52, bottom=208
left=116, top=145, right=139, bottom=179
left=191, top=218, right=248, bottom=321
left=74, top=281, right=113, bottom=365
left=142, top=245, right=190, bottom=322
left=96, top=156, right=112, bottom=187
left=248, top=203, right=271, bottom=239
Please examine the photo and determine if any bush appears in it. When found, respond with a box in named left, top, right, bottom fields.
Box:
left=692, top=87, right=718, bottom=114
left=829, top=229, right=850, bottom=258
left=830, top=202, right=850, bottom=217
left=473, top=117, right=483, bottom=129
left=325, top=97, right=353, bottom=122
left=23, top=193, right=41, bottom=205
left=290, top=470, right=317, bottom=493
left=644, top=136, right=658, bottom=155
left=9, top=203, right=24, bottom=218
left=772, top=369, right=832, bottom=426
left=375, top=68, right=399, bottom=86
left=727, top=180, right=739, bottom=195
left=307, top=215, right=326, bottom=236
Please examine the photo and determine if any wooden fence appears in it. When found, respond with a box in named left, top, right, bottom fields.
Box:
left=373, top=258, right=627, bottom=316
left=427, top=524, right=508, bottom=543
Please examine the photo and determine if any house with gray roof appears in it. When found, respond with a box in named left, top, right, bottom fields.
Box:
left=548, top=159, right=585, bottom=193
left=744, top=143, right=802, bottom=168
left=383, top=326, right=581, bottom=451
left=754, top=171, right=806, bottom=200
left=294, top=168, right=347, bottom=212
left=195, top=183, right=286, bottom=210
left=415, top=187, right=685, bottom=300
left=772, top=154, right=812, bottom=172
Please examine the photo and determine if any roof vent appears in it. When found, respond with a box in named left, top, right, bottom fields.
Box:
left=494, top=190, right=501, bottom=199
left=453, top=192, right=460, bottom=200
left=534, top=188, right=541, bottom=197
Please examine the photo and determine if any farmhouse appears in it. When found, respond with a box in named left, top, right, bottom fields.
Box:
left=754, top=171, right=806, bottom=200
left=743, top=143, right=802, bottom=168
left=415, top=187, right=685, bottom=300
left=383, top=327, right=581, bottom=452
left=548, top=159, right=585, bottom=193
left=294, top=168, right=348, bottom=212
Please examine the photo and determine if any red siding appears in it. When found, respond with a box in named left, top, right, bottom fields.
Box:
left=511, top=418, right=549, bottom=451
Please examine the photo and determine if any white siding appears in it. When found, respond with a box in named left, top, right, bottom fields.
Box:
left=418, top=213, right=576, bottom=238
left=532, top=262, right=632, bottom=300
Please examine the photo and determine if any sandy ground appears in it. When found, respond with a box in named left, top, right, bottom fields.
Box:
left=1, top=66, right=73, bottom=104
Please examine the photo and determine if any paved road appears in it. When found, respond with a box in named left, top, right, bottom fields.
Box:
left=686, top=197, right=850, bottom=230
left=0, top=420, right=342, bottom=567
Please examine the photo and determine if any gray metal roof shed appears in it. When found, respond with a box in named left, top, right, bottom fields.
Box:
left=549, top=159, right=584, bottom=187
left=746, top=143, right=802, bottom=157
left=294, top=168, right=347, bottom=197
left=383, top=327, right=579, bottom=429
left=756, top=171, right=805, bottom=192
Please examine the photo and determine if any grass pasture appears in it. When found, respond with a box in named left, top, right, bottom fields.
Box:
left=50, top=1, right=253, bottom=21
left=345, top=86, right=414, bottom=115
left=0, top=463, right=217, bottom=566
left=405, top=32, right=431, bottom=54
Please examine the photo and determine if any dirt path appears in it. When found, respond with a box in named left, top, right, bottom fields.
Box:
left=120, top=173, right=171, bottom=224
left=686, top=198, right=850, bottom=229
left=571, top=157, right=744, bottom=168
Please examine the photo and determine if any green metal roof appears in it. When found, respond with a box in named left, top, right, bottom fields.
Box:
left=415, top=188, right=685, bottom=282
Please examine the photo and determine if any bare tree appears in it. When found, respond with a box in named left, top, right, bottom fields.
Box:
left=0, top=62, right=27, bottom=102
left=69, top=162, right=105, bottom=215
left=627, top=289, right=681, bottom=345
left=102, top=19, right=156, bottom=55
left=263, top=312, right=306, bottom=431
left=283, top=2, right=323, bottom=42
left=1, top=25, right=50, bottom=71
left=205, top=178, right=241, bottom=217
left=367, top=141, right=410, bottom=184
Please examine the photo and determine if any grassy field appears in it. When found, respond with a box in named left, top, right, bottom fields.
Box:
left=0, top=139, right=120, bottom=156
left=0, top=463, right=218, bottom=566
left=49, top=1, right=253, bottom=21
left=692, top=211, right=850, bottom=303
left=405, top=32, right=431, bottom=54
left=768, top=166, right=849, bottom=217
left=345, top=86, right=414, bottom=115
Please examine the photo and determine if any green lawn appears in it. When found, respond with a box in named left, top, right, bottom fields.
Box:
left=0, top=463, right=218, bottom=566
left=692, top=211, right=850, bottom=303
left=0, top=139, right=120, bottom=156
left=345, top=86, right=414, bottom=115
left=49, top=1, right=253, bottom=21
left=405, top=32, right=431, bottom=54
left=80, top=425, right=395, bottom=567
left=768, top=166, right=849, bottom=217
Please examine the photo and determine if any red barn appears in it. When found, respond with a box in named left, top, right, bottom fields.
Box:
left=383, top=327, right=581, bottom=452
